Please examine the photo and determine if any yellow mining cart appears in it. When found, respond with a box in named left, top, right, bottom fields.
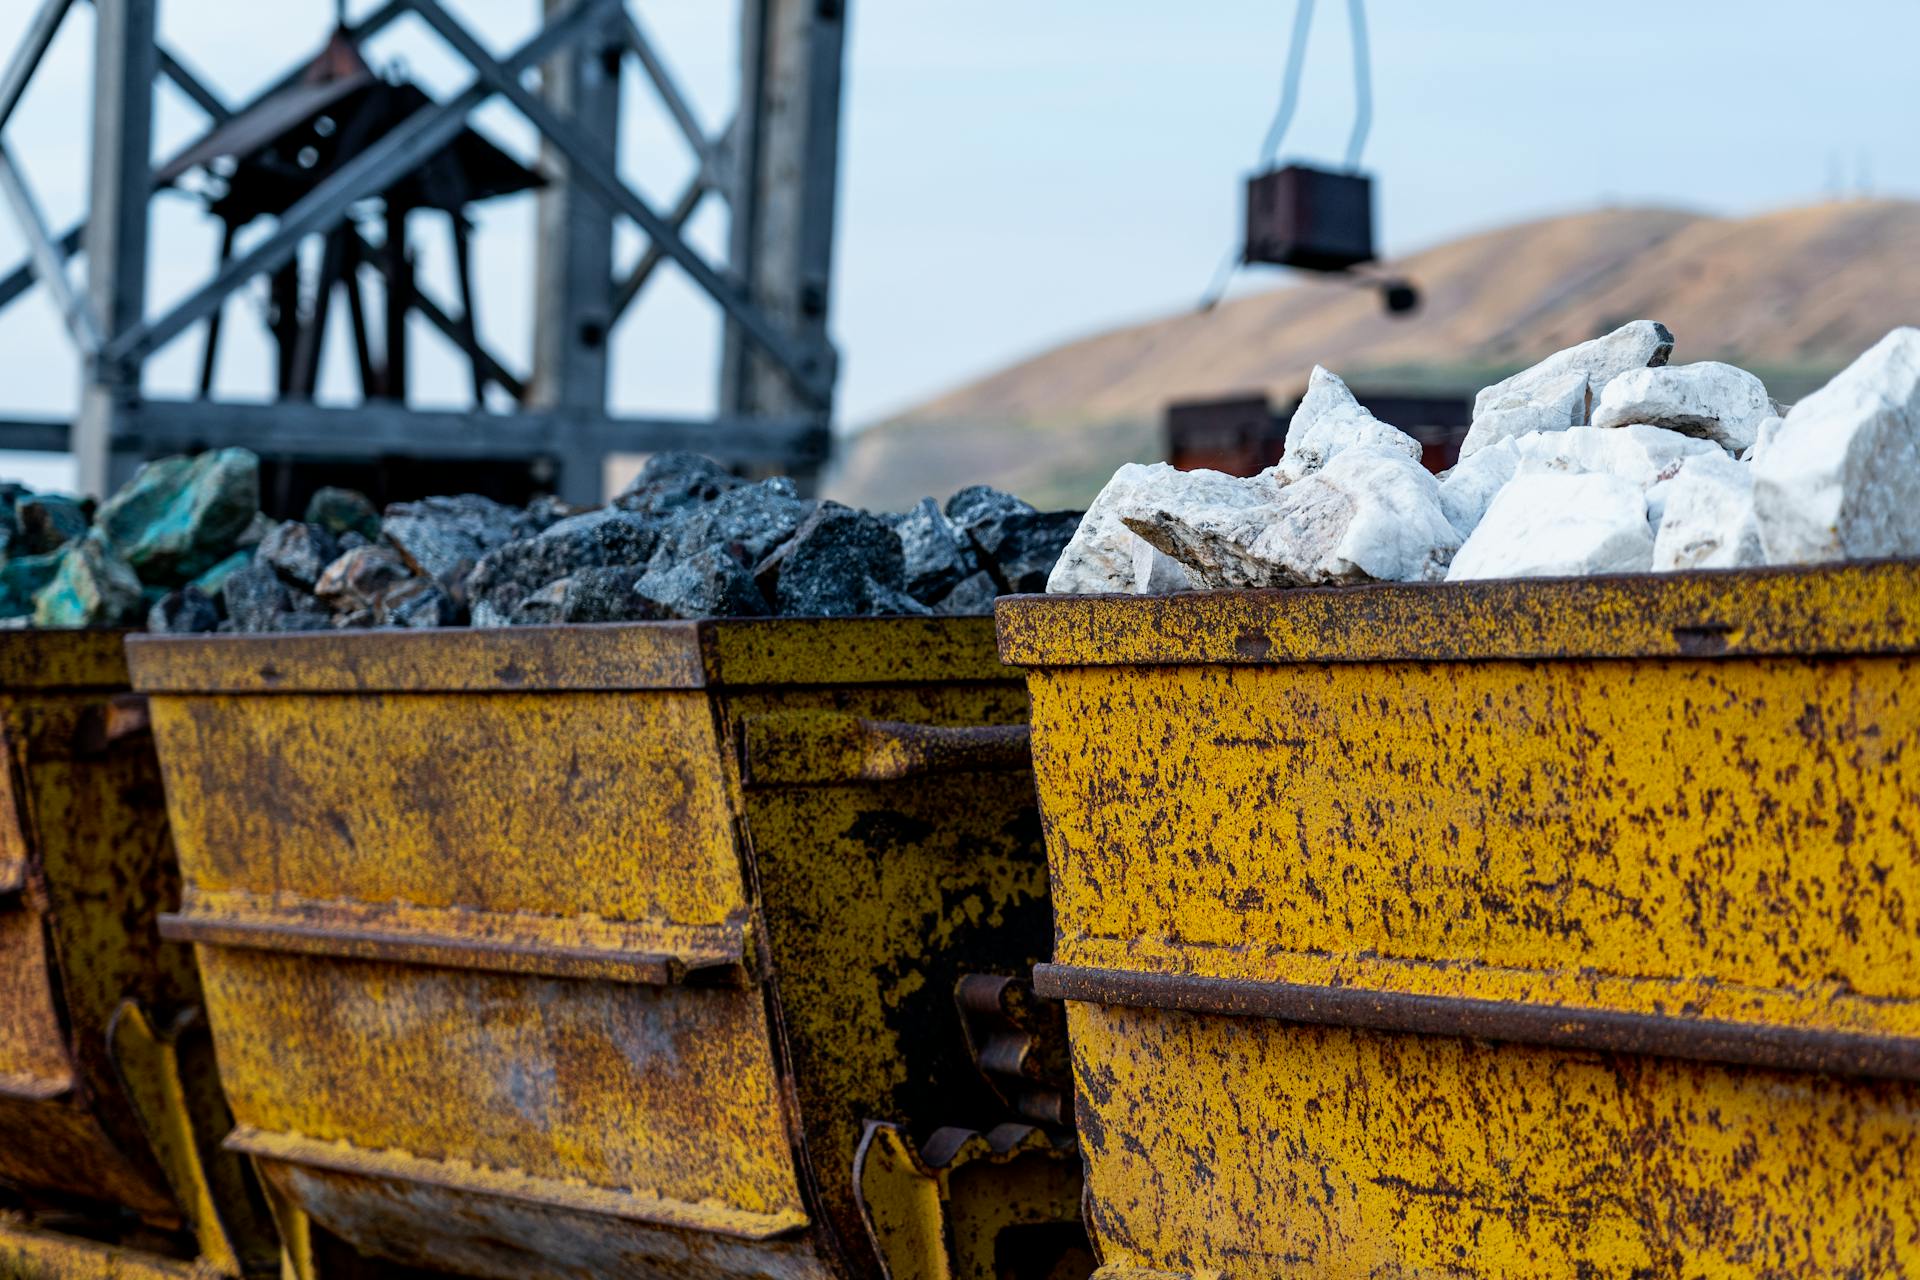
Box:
left=128, top=618, right=1089, bottom=1280
left=0, top=631, right=277, bottom=1279
left=998, top=562, right=1920, bottom=1277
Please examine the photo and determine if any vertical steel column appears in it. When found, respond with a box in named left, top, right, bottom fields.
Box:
left=74, top=0, right=156, bottom=496
left=718, top=0, right=845, bottom=441
left=529, top=0, right=621, bottom=504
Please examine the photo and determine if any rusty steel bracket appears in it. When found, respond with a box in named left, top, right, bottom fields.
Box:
left=853, top=1121, right=1087, bottom=1280
left=108, top=1000, right=281, bottom=1279
left=739, top=711, right=1031, bottom=787
left=71, top=692, right=153, bottom=757
left=954, top=974, right=1075, bottom=1130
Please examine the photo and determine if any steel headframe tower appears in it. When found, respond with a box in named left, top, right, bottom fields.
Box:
left=0, top=0, right=845, bottom=503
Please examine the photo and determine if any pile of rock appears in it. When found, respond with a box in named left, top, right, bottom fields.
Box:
left=1, top=448, right=1077, bottom=631
left=1, top=450, right=260, bottom=627
left=1049, top=323, right=1920, bottom=592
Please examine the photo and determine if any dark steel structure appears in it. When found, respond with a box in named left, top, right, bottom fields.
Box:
left=0, top=0, right=847, bottom=503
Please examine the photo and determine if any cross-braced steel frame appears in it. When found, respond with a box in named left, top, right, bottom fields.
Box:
left=0, top=0, right=845, bottom=501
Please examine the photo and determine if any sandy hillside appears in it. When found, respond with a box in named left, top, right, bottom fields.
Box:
left=826, top=200, right=1920, bottom=510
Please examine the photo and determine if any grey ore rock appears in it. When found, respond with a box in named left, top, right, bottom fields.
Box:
left=257, top=520, right=341, bottom=589
left=754, top=503, right=908, bottom=617
left=222, top=562, right=291, bottom=633
left=894, top=497, right=981, bottom=603
left=147, top=585, right=220, bottom=634
left=635, top=546, right=767, bottom=619
left=649, top=477, right=814, bottom=568
left=613, top=452, right=743, bottom=517
left=465, top=507, right=661, bottom=622
left=964, top=508, right=1082, bottom=593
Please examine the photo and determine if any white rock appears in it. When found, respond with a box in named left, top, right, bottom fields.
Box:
left=1511, top=423, right=1720, bottom=523
left=1131, top=535, right=1191, bottom=592
left=1046, top=462, right=1273, bottom=593
left=1446, top=472, right=1654, bottom=581
left=1456, top=370, right=1588, bottom=460
left=1462, top=321, right=1675, bottom=459
left=1589, top=361, right=1774, bottom=453
left=1753, top=327, right=1920, bottom=563
left=1652, top=453, right=1764, bottom=571
left=1125, top=446, right=1459, bottom=587
left=1740, top=415, right=1784, bottom=464
left=1437, top=438, right=1520, bottom=538
left=1273, top=365, right=1422, bottom=483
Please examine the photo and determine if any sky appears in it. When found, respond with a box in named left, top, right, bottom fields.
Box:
left=2, top=0, right=1917, bottom=492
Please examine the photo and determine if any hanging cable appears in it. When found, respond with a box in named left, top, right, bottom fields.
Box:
left=1343, top=0, right=1372, bottom=169
left=1258, top=0, right=1317, bottom=168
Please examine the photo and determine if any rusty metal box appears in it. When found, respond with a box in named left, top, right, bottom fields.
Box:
left=1243, top=163, right=1373, bottom=272
left=998, top=564, right=1920, bottom=1277
left=130, top=619, right=1085, bottom=1280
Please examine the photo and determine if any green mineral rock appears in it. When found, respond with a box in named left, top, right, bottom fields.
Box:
left=94, top=448, right=260, bottom=586
left=13, top=493, right=89, bottom=555
left=188, top=548, right=254, bottom=599
left=304, top=486, right=381, bottom=541
left=32, top=534, right=145, bottom=627
left=0, top=549, right=64, bottom=618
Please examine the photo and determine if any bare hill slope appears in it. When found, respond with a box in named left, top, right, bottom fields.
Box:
left=827, top=200, right=1920, bottom=509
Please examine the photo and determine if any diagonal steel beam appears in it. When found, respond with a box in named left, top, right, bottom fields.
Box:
left=0, top=0, right=74, bottom=133
left=347, top=228, right=526, bottom=401
left=609, top=173, right=710, bottom=323
left=156, top=46, right=231, bottom=123
left=619, top=8, right=723, bottom=186
left=101, top=0, right=616, bottom=368
left=0, top=140, right=99, bottom=351
left=407, top=0, right=829, bottom=406
left=0, top=217, right=80, bottom=313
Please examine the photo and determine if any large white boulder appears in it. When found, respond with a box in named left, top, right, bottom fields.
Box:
left=1752, top=327, right=1920, bottom=563
left=1274, top=366, right=1422, bottom=483
left=1456, top=370, right=1588, bottom=461
left=1437, top=438, right=1520, bottom=538
left=1651, top=453, right=1764, bottom=571
left=1740, top=415, right=1784, bottom=464
left=1124, top=446, right=1459, bottom=587
left=1046, top=462, right=1270, bottom=593
left=1460, top=321, right=1675, bottom=459
left=1075, top=468, right=1282, bottom=594
left=1446, top=471, right=1655, bottom=581
left=1512, top=424, right=1720, bottom=525
left=1590, top=361, right=1774, bottom=454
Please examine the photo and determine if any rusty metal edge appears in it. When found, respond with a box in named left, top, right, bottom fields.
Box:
left=995, top=560, right=1920, bottom=667
left=125, top=617, right=1018, bottom=693
left=0, top=630, right=133, bottom=691
left=126, top=623, right=710, bottom=693
left=158, top=909, right=748, bottom=987
left=1033, top=964, right=1920, bottom=1083
left=0, top=1068, right=75, bottom=1102
left=229, top=1127, right=812, bottom=1241
left=0, top=1215, right=210, bottom=1278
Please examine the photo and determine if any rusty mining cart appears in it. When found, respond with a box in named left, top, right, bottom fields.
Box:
left=0, top=631, right=280, bottom=1279
left=998, top=561, right=1920, bottom=1277
left=126, top=617, right=1090, bottom=1280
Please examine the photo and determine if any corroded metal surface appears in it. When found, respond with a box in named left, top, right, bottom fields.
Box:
left=995, top=560, right=1920, bottom=666
left=0, top=1216, right=215, bottom=1279
left=1071, top=1003, right=1920, bottom=1276
left=133, top=618, right=1083, bottom=1280
left=0, top=631, right=275, bottom=1277
left=854, top=1122, right=1087, bottom=1280
left=1000, top=564, right=1920, bottom=1276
